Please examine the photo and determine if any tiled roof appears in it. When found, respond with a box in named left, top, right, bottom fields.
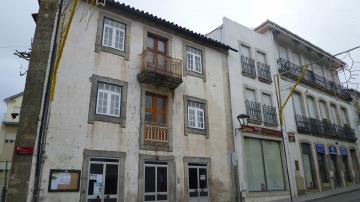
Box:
left=106, top=0, right=237, bottom=52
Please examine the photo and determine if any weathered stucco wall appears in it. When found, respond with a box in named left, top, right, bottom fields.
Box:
left=32, top=2, right=234, bottom=201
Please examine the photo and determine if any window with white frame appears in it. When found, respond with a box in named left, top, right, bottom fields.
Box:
left=102, top=18, right=126, bottom=51
left=96, top=82, right=122, bottom=117
left=188, top=101, right=205, bottom=129
left=186, top=46, right=203, bottom=74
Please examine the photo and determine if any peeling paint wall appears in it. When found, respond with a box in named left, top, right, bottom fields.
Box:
left=29, top=2, right=234, bottom=201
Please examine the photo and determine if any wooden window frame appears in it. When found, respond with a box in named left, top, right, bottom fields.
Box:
left=145, top=93, right=168, bottom=126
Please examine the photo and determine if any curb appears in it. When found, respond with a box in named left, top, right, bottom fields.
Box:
left=304, top=188, right=360, bottom=202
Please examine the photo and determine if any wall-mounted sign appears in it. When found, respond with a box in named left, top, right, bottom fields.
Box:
left=241, top=125, right=282, bottom=137
left=328, top=145, right=337, bottom=155
left=340, top=147, right=348, bottom=156
left=48, top=169, right=81, bottom=192
left=16, top=146, right=33, bottom=155
left=316, top=144, right=325, bottom=154
left=288, top=132, right=296, bottom=142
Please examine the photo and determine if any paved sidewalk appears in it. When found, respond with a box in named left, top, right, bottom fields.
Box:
left=272, top=184, right=360, bottom=202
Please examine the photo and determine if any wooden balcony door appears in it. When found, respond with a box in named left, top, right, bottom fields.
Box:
left=147, top=34, right=167, bottom=70
left=144, top=93, right=168, bottom=145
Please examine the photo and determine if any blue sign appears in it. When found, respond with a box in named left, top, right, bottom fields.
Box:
left=316, top=144, right=325, bottom=154
left=340, top=147, right=348, bottom=156
left=329, top=145, right=337, bottom=155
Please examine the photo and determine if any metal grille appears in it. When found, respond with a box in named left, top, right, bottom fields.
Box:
left=277, top=58, right=351, bottom=101
left=241, top=55, right=256, bottom=77
left=246, top=100, right=262, bottom=122
left=257, top=61, right=272, bottom=82
left=262, top=105, right=277, bottom=125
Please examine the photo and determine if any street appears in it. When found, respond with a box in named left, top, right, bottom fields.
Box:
left=314, top=189, right=360, bottom=202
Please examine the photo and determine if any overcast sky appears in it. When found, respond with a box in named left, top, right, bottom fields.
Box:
left=0, top=0, right=359, bottom=120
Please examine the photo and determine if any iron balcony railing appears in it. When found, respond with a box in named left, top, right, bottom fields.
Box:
left=262, top=105, right=278, bottom=125
left=295, top=114, right=357, bottom=142
left=257, top=61, right=272, bottom=82
left=144, top=122, right=168, bottom=146
left=246, top=100, right=262, bottom=122
left=241, top=55, right=256, bottom=77
left=277, top=58, right=351, bottom=101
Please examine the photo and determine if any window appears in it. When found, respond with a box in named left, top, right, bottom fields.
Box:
left=319, top=101, right=329, bottom=120
left=144, top=161, right=168, bottom=201
left=12, top=107, right=20, bottom=114
left=188, top=101, right=205, bottom=129
left=330, top=104, right=339, bottom=124
left=244, top=138, right=285, bottom=191
left=184, top=96, right=208, bottom=136
left=241, top=45, right=251, bottom=58
left=102, top=18, right=126, bottom=51
left=96, top=83, right=122, bottom=117
left=292, top=52, right=301, bottom=66
left=245, top=88, right=256, bottom=102
left=147, top=34, right=167, bottom=68
left=340, top=107, right=350, bottom=125
left=5, top=139, right=14, bottom=144
left=257, top=51, right=266, bottom=64
left=145, top=93, right=167, bottom=126
left=279, top=45, right=288, bottom=60
left=292, top=92, right=303, bottom=116
left=306, top=96, right=318, bottom=119
left=88, top=75, right=128, bottom=126
left=186, top=46, right=202, bottom=74
left=262, top=93, right=272, bottom=106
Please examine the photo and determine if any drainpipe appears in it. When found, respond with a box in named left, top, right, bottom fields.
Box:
left=32, top=0, right=63, bottom=201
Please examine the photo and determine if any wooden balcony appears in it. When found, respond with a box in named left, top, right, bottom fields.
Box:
left=144, top=122, right=168, bottom=145
left=138, top=50, right=183, bottom=89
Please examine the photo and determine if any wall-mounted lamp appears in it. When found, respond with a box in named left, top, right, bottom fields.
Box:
left=237, top=114, right=250, bottom=128
left=234, top=114, right=250, bottom=136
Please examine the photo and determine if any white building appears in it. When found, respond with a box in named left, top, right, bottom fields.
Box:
left=209, top=18, right=360, bottom=201
left=208, top=17, right=290, bottom=202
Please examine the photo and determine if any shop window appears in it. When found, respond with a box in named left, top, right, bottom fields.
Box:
left=244, top=138, right=285, bottom=192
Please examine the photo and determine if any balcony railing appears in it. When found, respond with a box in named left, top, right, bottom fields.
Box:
left=277, top=58, right=351, bottom=101
left=263, top=105, right=277, bottom=125
left=295, top=114, right=357, bottom=142
left=144, top=122, right=168, bottom=145
left=241, top=55, right=256, bottom=77
left=246, top=100, right=262, bottom=122
left=257, top=61, right=272, bottom=83
left=138, top=50, right=183, bottom=89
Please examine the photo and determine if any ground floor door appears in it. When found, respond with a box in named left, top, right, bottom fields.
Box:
left=329, top=155, right=341, bottom=187
left=86, top=158, right=119, bottom=202
left=144, top=161, right=168, bottom=202
left=301, top=144, right=315, bottom=189
left=188, top=163, right=209, bottom=202
left=350, top=149, right=360, bottom=183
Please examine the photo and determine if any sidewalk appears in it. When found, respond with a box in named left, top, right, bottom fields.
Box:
left=272, top=184, right=360, bottom=202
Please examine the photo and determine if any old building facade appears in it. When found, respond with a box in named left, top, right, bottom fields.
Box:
left=9, top=1, right=236, bottom=202
left=7, top=1, right=360, bottom=202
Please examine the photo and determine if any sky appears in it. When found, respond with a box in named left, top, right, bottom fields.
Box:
left=0, top=0, right=359, bottom=120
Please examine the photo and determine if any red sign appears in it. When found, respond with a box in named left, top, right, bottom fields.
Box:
left=288, top=132, right=296, bottom=142
left=240, top=125, right=282, bottom=137
left=16, top=147, right=34, bottom=155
